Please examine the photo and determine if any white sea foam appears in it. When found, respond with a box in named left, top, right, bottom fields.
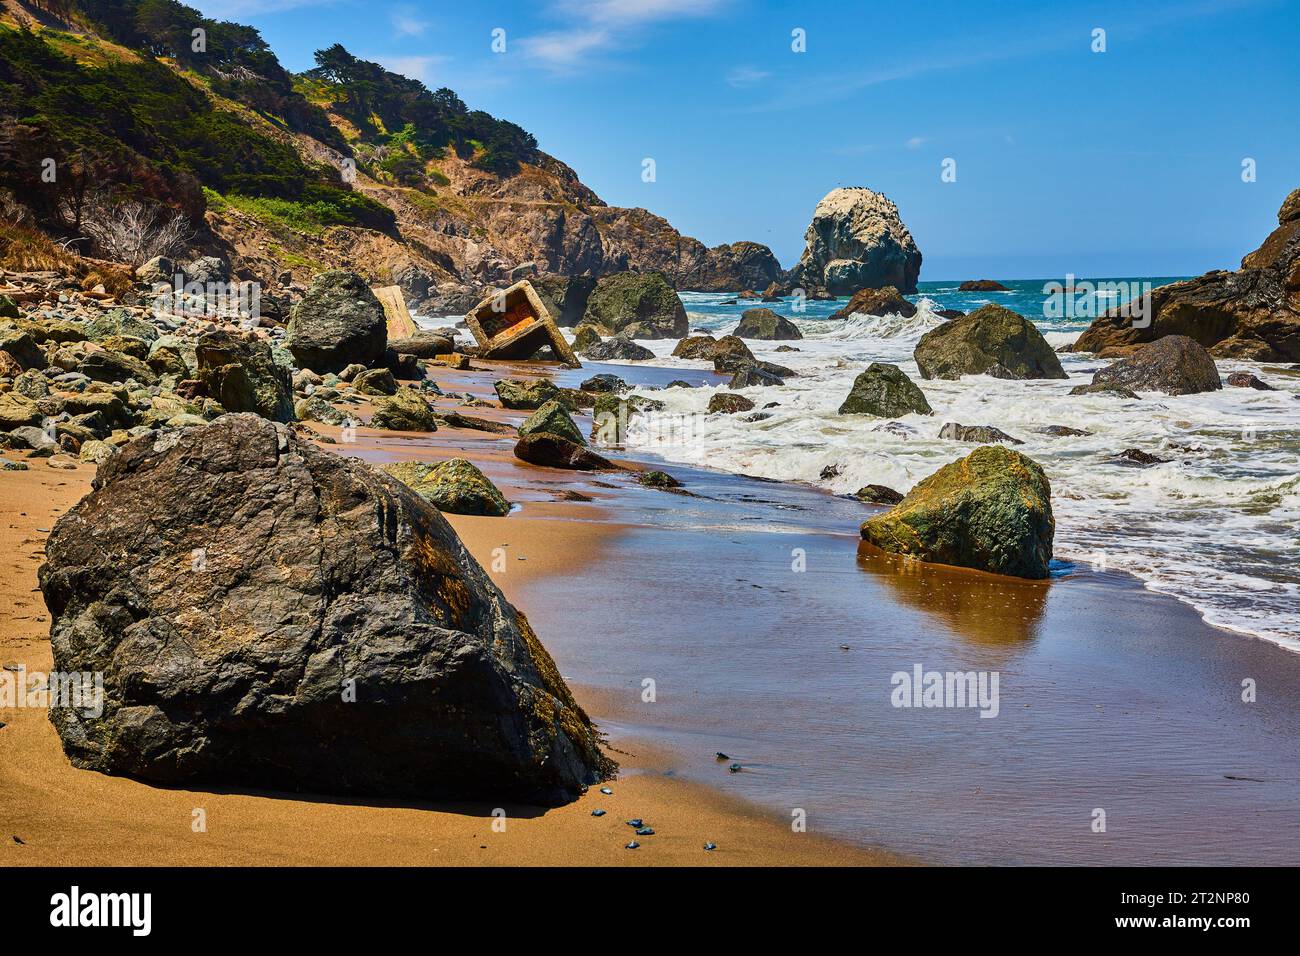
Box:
left=580, top=295, right=1300, bottom=651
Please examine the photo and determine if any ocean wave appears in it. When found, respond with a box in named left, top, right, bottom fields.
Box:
left=613, top=307, right=1300, bottom=651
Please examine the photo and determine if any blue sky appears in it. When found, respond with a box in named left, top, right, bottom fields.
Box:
left=195, top=0, right=1299, bottom=279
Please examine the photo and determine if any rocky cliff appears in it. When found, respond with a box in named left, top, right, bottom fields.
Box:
left=1072, top=188, right=1300, bottom=361
left=0, top=1, right=781, bottom=311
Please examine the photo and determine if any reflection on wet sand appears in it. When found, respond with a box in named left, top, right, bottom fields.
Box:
left=855, top=541, right=1050, bottom=649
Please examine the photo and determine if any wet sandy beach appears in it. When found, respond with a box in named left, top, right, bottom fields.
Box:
left=3, top=356, right=1296, bottom=865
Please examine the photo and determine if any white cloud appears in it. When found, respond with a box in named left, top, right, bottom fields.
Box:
left=517, top=28, right=613, bottom=70
left=905, top=136, right=928, bottom=150
left=520, top=0, right=729, bottom=72
left=390, top=6, right=429, bottom=38
left=726, top=66, right=770, bottom=89
left=374, top=54, right=447, bottom=84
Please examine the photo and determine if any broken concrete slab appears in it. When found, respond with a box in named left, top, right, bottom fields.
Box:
left=465, top=280, right=581, bottom=368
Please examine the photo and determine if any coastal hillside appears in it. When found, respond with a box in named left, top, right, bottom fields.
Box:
left=0, top=0, right=782, bottom=308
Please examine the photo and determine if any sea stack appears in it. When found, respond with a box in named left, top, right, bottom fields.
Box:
left=791, top=187, right=923, bottom=295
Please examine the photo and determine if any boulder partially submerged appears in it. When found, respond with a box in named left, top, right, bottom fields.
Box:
left=1087, top=334, right=1222, bottom=395
left=734, top=308, right=802, bottom=340
left=860, top=444, right=1055, bottom=579
left=838, top=363, right=932, bottom=417
left=913, top=304, right=1067, bottom=380
left=38, top=415, right=612, bottom=803
left=581, top=271, right=688, bottom=339
left=829, top=286, right=917, bottom=321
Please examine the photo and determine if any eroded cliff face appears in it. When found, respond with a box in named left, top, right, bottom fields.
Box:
left=1072, top=188, right=1300, bottom=361
left=212, top=134, right=781, bottom=308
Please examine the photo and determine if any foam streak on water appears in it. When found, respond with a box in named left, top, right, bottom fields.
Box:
left=578, top=283, right=1300, bottom=650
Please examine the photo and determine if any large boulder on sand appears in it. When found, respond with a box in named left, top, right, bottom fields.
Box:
left=495, top=378, right=560, bottom=409
left=514, top=432, right=613, bottom=470
left=381, top=458, right=510, bottom=517
left=735, top=308, right=802, bottom=340
left=860, top=444, right=1055, bottom=579
left=518, top=400, right=586, bottom=446
left=581, top=271, right=688, bottom=339
left=38, top=415, right=612, bottom=803
left=1071, top=188, right=1300, bottom=361
left=195, top=331, right=294, bottom=423
left=791, top=187, right=922, bottom=295
left=531, top=274, right=597, bottom=327
left=1087, top=334, right=1222, bottom=395
left=838, top=363, right=932, bottom=417
left=913, top=304, right=1066, bottom=380
left=285, top=271, right=387, bottom=373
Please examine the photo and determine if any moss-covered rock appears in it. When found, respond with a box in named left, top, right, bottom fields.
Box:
left=495, top=378, right=559, bottom=409
left=572, top=325, right=602, bottom=353
left=78, top=348, right=158, bottom=386
left=581, top=271, right=687, bottom=339
left=295, top=395, right=348, bottom=425
left=353, top=367, right=398, bottom=396
left=0, top=392, right=43, bottom=430
left=590, top=393, right=666, bottom=443
left=913, top=303, right=1066, bottom=380
left=370, top=387, right=437, bottom=431
left=860, top=444, right=1055, bottom=579
left=0, top=325, right=46, bottom=371
left=381, top=458, right=510, bottom=516
left=194, top=331, right=293, bottom=422
left=84, top=308, right=159, bottom=346
left=735, top=308, right=802, bottom=340
left=518, top=400, right=585, bottom=445
left=838, top=363, right=932, bottom=416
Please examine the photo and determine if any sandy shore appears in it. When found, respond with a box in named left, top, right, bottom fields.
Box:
left=0, top=404, right=903, bottom=866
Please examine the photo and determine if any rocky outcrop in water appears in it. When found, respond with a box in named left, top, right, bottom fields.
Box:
left=514, top=432, right=613, bottom=470
left=735, top=308, right=802, bottom=340
left=518, top=400, right=586, bottom=445
left=581, top=271, right=688, bottom=339
left=1072, top=188, right=1300, bottom=361
left=913, top=304, right=1066, bottom=380
left=791, top=188, right=922, bottom=295
left=860, top=444, right=1055, bottom=579
left=838, top=363, right=932, bottom=417
left=38, top=414, right=612, bottom=803
left=829, top=286, right=917, bottom=321
left=1087, top=335, right=1221, bottom=395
